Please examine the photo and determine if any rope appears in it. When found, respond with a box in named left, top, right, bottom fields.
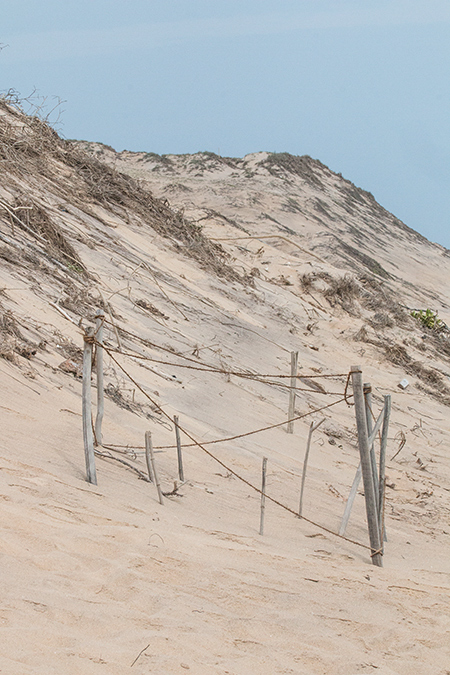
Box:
left=101, top=318, right=347, bottom=380
left=99, top=342, right=370, bottom=553
left=101, top=344, right=345, bottom=395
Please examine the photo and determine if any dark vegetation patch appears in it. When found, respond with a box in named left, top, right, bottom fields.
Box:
left=338, top=241, right=391, bottom=279
left=138, top=152, right=175, bottom=171
left=263, top=153, right=325, bottom=189
left=282, top=197, right=304, bottom=214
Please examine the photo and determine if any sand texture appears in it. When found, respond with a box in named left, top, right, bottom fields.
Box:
left=0, top=101, right=449, bottom=673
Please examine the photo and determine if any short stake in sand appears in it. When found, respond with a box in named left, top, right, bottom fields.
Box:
left=174, top=415, right=184, bottom=482
left=82, top=327, right=97, bottom=485
left=287, top=351, right=299, bottom=434
left=298, top=418, right=325, bottom=518
left=259, top=457, right=268, bottom=535
left=145, top=431, right=164, bottom=505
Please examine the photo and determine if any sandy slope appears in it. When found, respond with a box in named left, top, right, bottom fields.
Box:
left=0, top=103, right=450, bottom=673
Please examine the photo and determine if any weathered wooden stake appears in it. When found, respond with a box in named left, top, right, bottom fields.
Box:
left=378, top=394, right=391, bottom=547
left=94, top=309, right=105, bottom=446
left=298, top=417, right=325, bottom=518
left=82, top=327, right=97, bottom=485
left=339, top=400, right=387, bottom=536
left=364, top=383, right=379, bottom=506
left=287, top=351, right=299, bottom=434
left=145, top=431, right=163, bottom=505
left=145, top=435, right=154, bottom=483
left=174, top=415, right=184, bottom=482
left=351, top=366, right=382, bottom=566
left=259, top=457, right=267, bottom=535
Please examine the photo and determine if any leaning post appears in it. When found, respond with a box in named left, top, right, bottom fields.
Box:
left=82, top=327, right=97, bottom=485
left=351, top=366, right=382, bottom=567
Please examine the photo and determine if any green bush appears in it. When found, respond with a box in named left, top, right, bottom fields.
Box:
left=410, top=308, right=444, bottom=331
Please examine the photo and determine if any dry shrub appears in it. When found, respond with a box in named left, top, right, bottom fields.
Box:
left=134, top=299, right=169, bottom=319
left=1, top=98, right=240, bottom=283
left=13, top=197, right=86, bottom=272
left=323, top=274, right=360, bottom=312
left=0, top=306, right=36, bottom=362
left=299, top=272, right=314, bottom=291
left=384, top=343, right=411, bottom=367
left=369, top=312, right=394, bottom=329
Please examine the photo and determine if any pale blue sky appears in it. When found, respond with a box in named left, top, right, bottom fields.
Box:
left=2, top=1, right=450, bottom=247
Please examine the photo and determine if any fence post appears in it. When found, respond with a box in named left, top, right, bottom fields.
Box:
left=94, top=309, right=105, bottom=446
left=145, top=431, right=164, bottom=505
left=364, top=383, right=379, bottom=506
left=259, top=457, right=267, bottom=535
left=82, top=327, right=97, bottom=485
left=174, top=415, right=184, bottom=482
left=298, top=418, right=325, bottom=517
left=287, top=351, right=298, bottom=434
left=351, top=366, right=382, bottom=567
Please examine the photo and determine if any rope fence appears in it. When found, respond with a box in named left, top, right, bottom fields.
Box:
left=78, top=310, right=391, bottom=566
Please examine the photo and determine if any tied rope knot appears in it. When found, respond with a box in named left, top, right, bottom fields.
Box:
left=370, top=547, right=384, bottom=558
left=83, top=332, right=96, bottom=345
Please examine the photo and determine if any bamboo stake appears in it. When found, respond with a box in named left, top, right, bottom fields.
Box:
left=145, top=431, right=163, bottom=504
left=82, top=328, right=97, bottom=485
left=94, top=309, right=105, bottom=446
left=298, top=417, right=325, bottom=517
left=287, top=351, right=298, bottom=434
left=174, top=415, right=184, bottom=482
left=351, top=367, right=382, bottom=566
left=259, top=457, right=268, bottom=535
left=378, top=394, right=391, bottom=547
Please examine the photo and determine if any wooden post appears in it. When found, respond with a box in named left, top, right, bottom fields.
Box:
left=259, top=457, right=267, bottom=535
left=145, top=431, right=163, bottom=505
left=298, top=418, right=325, bottom=517
left=145, top=436, right=154, bottom=483
left=351, top=366, right=382, bottom=566
left=339, top=400, right=387, bottom=536
left=364, top=383, right=379, bottom=506
left=174, top=415, right=184, bottom=482
left=378, top=394, right=391, bottom=547
left=287, top=351, right=298, bottom=434
left=82, top=327, right=97, bottom=485
left=94, top=309, right=105, bottom=446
